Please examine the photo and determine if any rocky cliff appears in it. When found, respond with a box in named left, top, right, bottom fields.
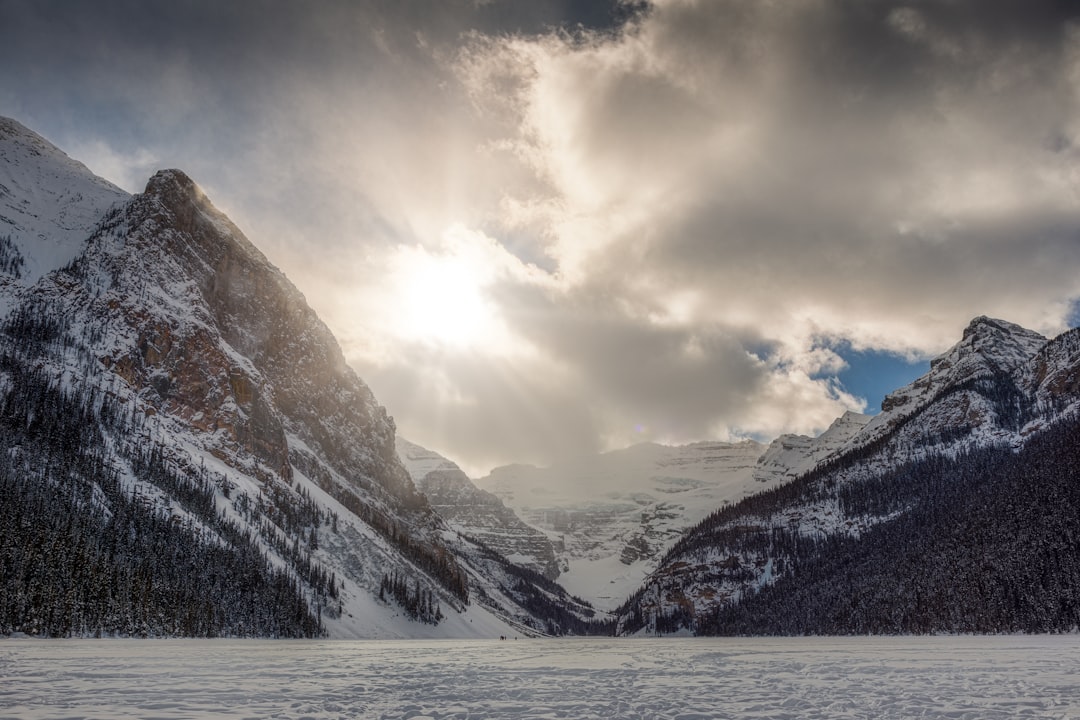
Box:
left=397, top=437, right=560, bottom=580
left=0, top=117, right=596, bottom=638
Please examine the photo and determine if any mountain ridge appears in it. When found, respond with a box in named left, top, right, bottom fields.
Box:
left=397, top=436, right=561, bottom=579
left=0, top=117, right=597, bottom=639
left=3, top=115, right=1077, bottom=638
left=0, top=117, right=128, bottom=285
left=612, top=313, right=1080, bottom=635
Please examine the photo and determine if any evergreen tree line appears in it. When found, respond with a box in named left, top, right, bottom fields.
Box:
left=0, top=350, right=323, bottom=637
left=0, top=234, right=25, bottom=278
left=294, top=455, right=471, bottom=605
left=379, top=571, right=443, bottom=624
left=696, top=413, right=1080, bottom=634
left=228, top=476, right=342, bottom=615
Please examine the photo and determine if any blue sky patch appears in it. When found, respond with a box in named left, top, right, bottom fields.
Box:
left=832, top=345, right=930, bottom=415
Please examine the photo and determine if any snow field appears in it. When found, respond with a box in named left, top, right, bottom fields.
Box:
left=2, top=636, right=1078, bottom=720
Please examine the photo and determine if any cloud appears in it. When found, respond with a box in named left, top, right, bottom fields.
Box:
left=456, top=0, right=1080, bottom=344
left=413, top=0, right=1080, bottom=467
left=61, top=139, right=159, bottom=194
left=4, top=0, right=1080, bottom=474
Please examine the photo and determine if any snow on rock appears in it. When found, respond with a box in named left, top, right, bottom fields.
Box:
left=752, top=410, right=871, bottom=484
left=0, top=117, right=128, bottom=286
left=852, top=316, right=1048, bottom=450
left=476, top=440, right=767, bottom=610
left=397, top=437, right=561, bottom=580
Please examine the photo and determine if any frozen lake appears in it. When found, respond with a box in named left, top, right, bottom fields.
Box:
left=2, top=635, right=1078, bottom=719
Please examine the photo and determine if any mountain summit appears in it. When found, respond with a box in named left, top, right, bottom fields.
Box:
left=614, top=314, right=1080, bottom=635
left=0, top=117, right=596, bottom=638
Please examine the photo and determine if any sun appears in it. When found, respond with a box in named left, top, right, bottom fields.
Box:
left=392, top=245, right=497, bottom=348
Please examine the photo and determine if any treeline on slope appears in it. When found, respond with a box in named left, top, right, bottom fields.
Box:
left=293, top=448, right=470, bottom=606
left=614, top=370, right=1080, bottom=636
left=379, top=571, right=444, bottom=624
left=460, top=531, right=616, bottom=636
left=666, top=372, right=1040, bottom=561
left=0, top=345, right=323, bottom=637
left=698, top=413, right=1080, bottom=634
left=0, top=235, right=25, bottom=278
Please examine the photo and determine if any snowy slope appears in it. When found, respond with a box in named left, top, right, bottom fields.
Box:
left=0, top=117, right=593, bottom=639
left=615, top=316, right=1080, bottom=635
left=476, top=440, right=767, bottom=609
left=752, top=411, right=871, bottom=484
left=0, top=118, right=127, bottom=286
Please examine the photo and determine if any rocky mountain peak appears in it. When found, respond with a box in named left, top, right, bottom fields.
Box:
left=877, top=316, right=1046, bottom=417
left=144, top=167, right=197, bottom=198
left=954, top=315, right=1047, bottom=369
left=40, top=157, right=423, bottom=513
left=140, top=169, right=235, bottom=244
left=0, top=116, right=76, bottom=159
left=962, top=314, right=1028, bottom=339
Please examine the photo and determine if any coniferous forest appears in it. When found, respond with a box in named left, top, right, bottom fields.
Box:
left=0, top=348, right=324, bottom=638
left=693, top=413, right=1080, bottom=635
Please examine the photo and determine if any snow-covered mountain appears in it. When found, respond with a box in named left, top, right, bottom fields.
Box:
left=6, top=116, right=1076, bottom=639
left=751, top=410, right=871, bottom=484
left=0, top=117, right=128, bottom=286
left=475, top=440, right=768, bottom=610
left=469, top=412, right=868, bottom=612
left=615, top=316, right=1080, bottom=635
left=396, top=437, right=560, bottom=579
left=0, top=117, right=596, bottom=639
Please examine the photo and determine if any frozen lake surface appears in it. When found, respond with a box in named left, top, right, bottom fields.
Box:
left=2, top=635, right=1078, bottom=719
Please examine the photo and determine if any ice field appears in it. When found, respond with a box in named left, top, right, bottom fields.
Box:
left=2, top=635, right=1078, bottom=719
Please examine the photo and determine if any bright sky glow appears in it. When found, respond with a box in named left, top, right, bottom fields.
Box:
left=4, top=0, right=1080, bottom=474
left=391, top=244, right=496, bottom=349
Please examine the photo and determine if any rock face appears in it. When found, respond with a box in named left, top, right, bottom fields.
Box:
left=858, top=316, right=1048, bottom=450
left=397, top=438, right=560, bottom=580
left=0, top=117, right=595, bottom=639
left=752, top=411, right=871, bottom=485
left=615, top=316, right=1080, bottom=636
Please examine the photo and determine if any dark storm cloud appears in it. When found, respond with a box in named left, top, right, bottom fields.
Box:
left=0, top=0, right=630, bottom=189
